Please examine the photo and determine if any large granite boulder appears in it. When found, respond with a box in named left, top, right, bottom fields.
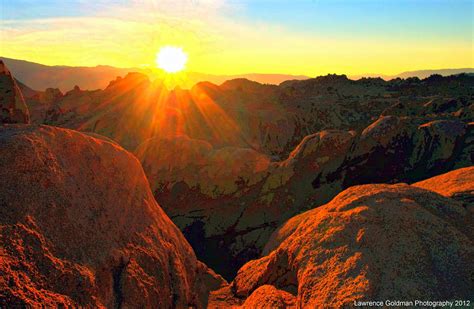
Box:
left=218, top=181, right=473, bottom=307
left=0, top=125, right=224, bottom=308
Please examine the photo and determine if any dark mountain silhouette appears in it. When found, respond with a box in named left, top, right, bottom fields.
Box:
left=0, top=57, right=309, bottom=92
left=4, top=56, right=472, bottom=93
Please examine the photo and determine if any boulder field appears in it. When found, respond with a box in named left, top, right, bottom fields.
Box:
left=1, top=62, right=473, bottom=307
left=17, top=69, right=474, bottom=278
left=142, top=115, right=473, bottom=279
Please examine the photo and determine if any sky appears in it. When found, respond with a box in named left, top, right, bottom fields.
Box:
left=1, top=0, right=472, bottom=76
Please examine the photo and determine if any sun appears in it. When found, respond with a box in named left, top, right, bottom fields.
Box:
left=156, top=46, right=187, bottom=73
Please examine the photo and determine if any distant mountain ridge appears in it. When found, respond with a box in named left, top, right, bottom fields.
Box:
left=2, top=56, right=473, bottom=92
left=351, top=68, right=474, bottom=80
left=0, top=57, right=309, bottom=92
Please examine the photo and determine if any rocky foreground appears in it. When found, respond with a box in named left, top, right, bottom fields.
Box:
left=1, top=62, right=473, bottom=307
left=2, top=127, right=471, bottom=307
left=209, top=170, right=474, bottom=307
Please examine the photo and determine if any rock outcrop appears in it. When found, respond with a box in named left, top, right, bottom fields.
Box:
left=0, top=125, right=225, bottom=308
left=3, top=61, right=473, bottom=306
left=215, top=181, right=473, bottom=307
left=0, top=60, right=30, bottom=124
left=337, top=117, right=473, bottom=187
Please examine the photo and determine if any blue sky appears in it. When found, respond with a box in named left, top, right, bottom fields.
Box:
left=234, top=0, right=473, bottom=41
left=3, top=0, right=472, bottom=42
left=1, top=0, right=119, bottom=19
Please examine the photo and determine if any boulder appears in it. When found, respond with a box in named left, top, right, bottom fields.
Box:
left=0, top=124, right=225, bottom=308
left=241, top=285, right=296, bottom=309
left=136, top=135, right=271, bottom=198
left=229, top=183, right=473, bottom=307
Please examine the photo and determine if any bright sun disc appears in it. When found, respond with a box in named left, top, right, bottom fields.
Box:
left=156, top=46, right=187, bottom=73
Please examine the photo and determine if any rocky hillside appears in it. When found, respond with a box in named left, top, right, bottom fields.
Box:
left=0, top=68, right=227, bottom=308
left=209, top=168, right=474, bottom=307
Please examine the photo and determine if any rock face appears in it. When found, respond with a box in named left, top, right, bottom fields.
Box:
left=337, top=117, right=473, bottom=187
left=0, top=125, right=224, bottom=308
left=0, top=60, right=30, bottom=124
left=218, top=181, right=474, bottom=307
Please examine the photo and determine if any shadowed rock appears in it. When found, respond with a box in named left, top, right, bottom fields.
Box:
left=0, top=60, right=30, bottom=124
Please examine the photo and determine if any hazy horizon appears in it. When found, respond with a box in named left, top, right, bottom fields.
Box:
left=4, top=55, right=473, bottom=92
left=3, top=55, right=473, bottom=79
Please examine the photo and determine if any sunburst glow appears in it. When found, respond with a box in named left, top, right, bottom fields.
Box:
left=156, top=46, right=187, bottom=73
